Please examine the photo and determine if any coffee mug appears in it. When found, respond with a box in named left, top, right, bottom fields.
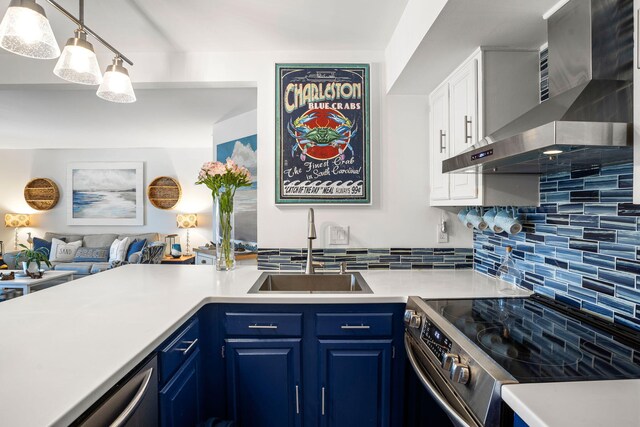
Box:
left=465, top=208, right=488, bottom=230
left=457, top=207, right=471, bottom=225
left=483, top=207, right=503, bottom=233
left=494, top=208, right=522, bottom=235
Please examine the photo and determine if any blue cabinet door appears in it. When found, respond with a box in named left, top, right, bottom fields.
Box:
left=225, top=338, right=302, bottom=427
left=159, top=347, right=202, bottom=427
left=318, top=339, right=393, bottom=427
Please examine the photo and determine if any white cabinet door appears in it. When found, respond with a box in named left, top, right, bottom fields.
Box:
left=429, top=84, right=450, bottom=201
left=448, top=58, right=478, bottom=200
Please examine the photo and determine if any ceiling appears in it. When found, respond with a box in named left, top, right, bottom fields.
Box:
left=389, top=0, right=559, bottom=95
left=6, top=0, right=409, bottom=54
left=0, top=86, right=257, bottom=149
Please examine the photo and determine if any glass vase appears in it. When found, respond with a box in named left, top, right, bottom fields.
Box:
left=214, top=190, right=236, bottom=271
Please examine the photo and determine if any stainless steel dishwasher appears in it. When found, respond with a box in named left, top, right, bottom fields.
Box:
left=73, top=355, right=158, bottom=427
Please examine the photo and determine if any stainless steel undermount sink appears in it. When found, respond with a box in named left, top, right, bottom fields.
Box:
left=248, top=272, right=373, bottom=294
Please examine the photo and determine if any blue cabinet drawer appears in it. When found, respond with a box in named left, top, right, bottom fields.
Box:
left=316, top=313, right=394, bottom=337
left=224, top=312, right=303, bottom=336
left=159, top=318, right=200, bottom=384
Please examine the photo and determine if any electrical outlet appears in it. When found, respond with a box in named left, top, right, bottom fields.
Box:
left=438, top=224, right=449, bottom=243
left=328, top=226, right=349, bottom=245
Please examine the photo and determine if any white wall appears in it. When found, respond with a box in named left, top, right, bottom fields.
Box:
left=0, top=148, right=214, bottom=250
left=213, top=110, right=258, bottom=149
left=0, top=49, right=474, bottom=250
left=384, top=0, right=449, bottom=92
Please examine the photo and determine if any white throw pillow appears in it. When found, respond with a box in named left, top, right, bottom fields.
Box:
left=49, top=238, right=82, bottom=262
left=109, top=237, right=130, bottom=263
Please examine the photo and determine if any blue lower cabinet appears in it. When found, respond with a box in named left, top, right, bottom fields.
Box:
left=160, top=347, right=202, bottom=427
left=513, top=413, right=529, bottom=427
left=318, top=339, right=393, bottom=427
left=225, top=338, right=303, bottom=427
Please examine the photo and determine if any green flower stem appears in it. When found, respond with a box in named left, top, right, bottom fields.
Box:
left=217, top=188, right=235, bottom=269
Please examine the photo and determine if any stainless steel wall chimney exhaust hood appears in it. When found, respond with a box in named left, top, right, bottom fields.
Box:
left=443, top=0, right=633, bottom=175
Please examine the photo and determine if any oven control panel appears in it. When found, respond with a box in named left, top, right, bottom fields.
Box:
left=421, top=319, right=452, bottom=360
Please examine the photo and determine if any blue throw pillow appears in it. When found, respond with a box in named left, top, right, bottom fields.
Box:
left=127, top=239, right=147, bottom=261
left=33, top=237, right=65, bottom=255
left=73, top=247, right=110, bottom=263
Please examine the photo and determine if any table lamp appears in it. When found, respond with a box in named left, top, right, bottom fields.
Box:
left=5, top=213, right=30, bottom=250
left=177, top=214, right=197, bottom=256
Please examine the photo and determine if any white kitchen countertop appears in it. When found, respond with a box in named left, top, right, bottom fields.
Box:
left=0, top=264, right=629, bottom=427
left=502, top=380, right=640, bottom=427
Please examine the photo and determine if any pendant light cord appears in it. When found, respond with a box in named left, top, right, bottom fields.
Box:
left=45, top=0, right=134, bottom=66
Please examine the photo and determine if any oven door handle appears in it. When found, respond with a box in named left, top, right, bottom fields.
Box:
left=404, top=334, right=474, bottom=427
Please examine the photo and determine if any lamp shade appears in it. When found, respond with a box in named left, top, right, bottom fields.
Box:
left=0, top=0, right=60, bottom=59
left=97, top=57, right=136, bottom=103
left=177, top=214, right=197, bottom=229
left=53, top=29, right=102, bottom=85
left=5, top=213, right=30, bottom=228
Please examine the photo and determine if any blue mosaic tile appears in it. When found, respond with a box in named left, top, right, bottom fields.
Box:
left=619, top=174, right=633, bottom=189
left=571, top=167, right=600, bottom=178
left=600, top=216, right=636, bottom=231
left=617, top=230, right=640, bottom=246
left=258, top=247, right=474, bottom=271
left=557, top=226, right=583, bottom=237
left=597, top=268, right=635, bottom=288
left=583, top=228, right=616, bottom=242
left=584, top=203, right=618, bottom=215
left=558, top=179, right=584, bottom=190
left=599, top=242, right=636, bottom=259
left=570, top=214, right=599, bottom=227
left=616, top=286, right=640, bottom=305
left=597, top=294, right=635, bottom=316
left=584, top=176, right=618, bottom=190
left=582, top=277, right=615, bottom=296
left=601, top=189, right=633, bottom=202
left=583, top=252, right=615, bottom=269
left=473, top=162, right=640, bottom=331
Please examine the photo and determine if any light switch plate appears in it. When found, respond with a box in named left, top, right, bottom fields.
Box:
left=437, top=223, right=449, bottom=243
left=328, top=226, right=349, bottom=245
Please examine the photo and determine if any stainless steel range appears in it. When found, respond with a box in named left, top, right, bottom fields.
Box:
left=404, top=295, right=640, bottom=427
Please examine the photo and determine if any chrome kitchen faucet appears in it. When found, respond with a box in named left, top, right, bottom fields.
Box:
left=305, top=208, right=317, bottom=274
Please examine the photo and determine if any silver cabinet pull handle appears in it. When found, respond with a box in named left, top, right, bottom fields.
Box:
left=248, top=324, right=278, bottom=329
left=321, top=386, right=326, bottom=416
left=295, top=385, right=300, bottom=414
left=341, top=324, right=370, bottom=329
left=109, top=367, right=154, bottom=427
left=439, top=130, right=446, bottom=153
left=176, top=338, right=198, bottom=355
left=464, top=115, right=473, bottom=143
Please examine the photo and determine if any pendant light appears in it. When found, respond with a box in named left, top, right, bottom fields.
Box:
left=53, top=28, right=101, bottom=84
left=0, top=0, right=59, bottom=59
left=97, top=57, right=136, bottom=103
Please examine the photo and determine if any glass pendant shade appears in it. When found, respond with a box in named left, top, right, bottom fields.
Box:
left=0, top=0, right=59, bottom=59
left=53, top=29, right=102, bottom=85
left=97, top=57, right=136, bottom=103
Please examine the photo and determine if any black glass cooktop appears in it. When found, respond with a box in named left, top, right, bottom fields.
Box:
left=425, top=297, right=640, bottom=383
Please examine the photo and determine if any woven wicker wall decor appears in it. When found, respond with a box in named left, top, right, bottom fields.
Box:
left=23, top=178, right=60, bottom=211
left=147, top=176, right=182, bottom=209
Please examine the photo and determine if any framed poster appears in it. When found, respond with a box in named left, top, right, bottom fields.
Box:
left=276, top=63, right=370, bottom=204
left=67, top=162, right=144, bottom=226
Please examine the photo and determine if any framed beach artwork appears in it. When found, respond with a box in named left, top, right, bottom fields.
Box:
left=275, top=63, right=370, bottom=204
left=216, top=134, right=257, bottom=246
left=67, top=162, right=144, bottom=226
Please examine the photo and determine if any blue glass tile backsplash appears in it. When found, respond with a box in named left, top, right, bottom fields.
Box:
left=258, top=247, right=473, bottom=271
left=474, top=163, right=640, bottom=331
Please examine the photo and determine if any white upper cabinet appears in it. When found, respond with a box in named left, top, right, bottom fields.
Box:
left=429, top=83, right=450, bottom=201
left=429, top=48, right=541, bottom=207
